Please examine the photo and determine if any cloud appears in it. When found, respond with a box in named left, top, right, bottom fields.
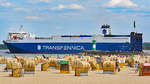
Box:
left=0, top=0, right=11, bottom=7
left=25, top=16, right=40, bottom=20
left=103, top=0, right=137, bottom=8
left=13, top=8, right=29, bottom=12
left=51, top=4, right=84, bottom=10
left=28, top=0, right=51, bottom=4
left=135, top=13, right=150, bottom=17
left=56, top=26, right=62, bottom=30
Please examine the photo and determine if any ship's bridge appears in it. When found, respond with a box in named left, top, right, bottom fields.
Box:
left=101, top=24, right=111, bottom=35
left=7, top=25, right=35, bottom=40
left=8, top=32, right=35, bottom=40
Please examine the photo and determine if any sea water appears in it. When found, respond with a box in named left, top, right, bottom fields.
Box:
left=0, top=49, right=72, bottom=58
left=0, top=49, right=150, bottom=58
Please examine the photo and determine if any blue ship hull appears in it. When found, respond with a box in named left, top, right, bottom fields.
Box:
left=4, top=42, right=132, bottom=53
left=3, top=32, right=143, bottom=54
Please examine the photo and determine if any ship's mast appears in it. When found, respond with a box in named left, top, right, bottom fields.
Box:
left=134, top=21, right=136, bottom=33
left=19, top=25, right=23, bottom=33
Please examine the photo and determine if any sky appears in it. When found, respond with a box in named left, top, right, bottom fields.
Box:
left=0, top=0, right=150, bottom=43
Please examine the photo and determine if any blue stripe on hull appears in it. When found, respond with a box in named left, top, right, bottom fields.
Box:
left=4, top=42, right=131, bottom=53
left=96, top=43, right=131, bottom=52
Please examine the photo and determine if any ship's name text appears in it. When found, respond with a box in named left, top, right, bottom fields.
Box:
left=37, top=45, right=84, bottom=50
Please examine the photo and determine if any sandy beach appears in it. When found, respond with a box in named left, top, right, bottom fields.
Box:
left=0, top=64, right=150, bottom=84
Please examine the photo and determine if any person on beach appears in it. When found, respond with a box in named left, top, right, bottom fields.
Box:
left=135, top=63, right=140, bottom=73
left=116, top=60, right=119, bottom=69
left=134, top=61, right=138, bottom=69
left=100, top=56, right=104, bottom=69
left=116, top=60, right=120, bottom=72
left=118, top=67, right=120, bottom=72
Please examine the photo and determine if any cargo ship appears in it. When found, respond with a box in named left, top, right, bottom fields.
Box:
left=3, top=24, right=143, bottom=54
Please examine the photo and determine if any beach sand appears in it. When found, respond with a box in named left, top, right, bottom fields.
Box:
left=0, top=64, right=150, bottom=84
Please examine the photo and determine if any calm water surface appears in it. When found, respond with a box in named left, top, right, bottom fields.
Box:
left=0, top=49, right=71, bottom=58
left=0, top=49, right=150, bottom=57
